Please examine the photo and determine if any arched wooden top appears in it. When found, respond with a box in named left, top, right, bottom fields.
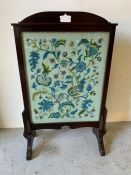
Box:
left=20, top=11, right=109, bottom=24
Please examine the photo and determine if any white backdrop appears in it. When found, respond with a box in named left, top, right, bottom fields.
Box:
left=0, top=0, right=131, bottom=128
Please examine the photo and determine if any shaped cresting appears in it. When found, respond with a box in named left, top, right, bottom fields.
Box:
left=12, top=12, right=117, bottom=160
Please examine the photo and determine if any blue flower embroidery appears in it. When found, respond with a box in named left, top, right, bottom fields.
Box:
left=65, top=75, right=73, bottom=83
left=50, top=112, right=60, bottom=118
left=30, top=51, right=40, bottom=59
left=32, top=82, right=37, bottom=89
left=38, top=99, right=54, bottom=112
left=29, top=51, right=40, bottom=71
left=70, top=109, right=78, bottom=115
left=76, top=61, right=86, bottom=72
left=81, top=99, right=93, bottom=109
left=88, top=47, right=97, bottom=57
left=50, top=38, right=57, bottom=44
left=86, top=84, right=93, bottom=92
left=77, top=78, right=86, bottom=92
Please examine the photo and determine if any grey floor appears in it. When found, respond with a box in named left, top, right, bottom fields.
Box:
left=0, top=122, right=131, bottom=175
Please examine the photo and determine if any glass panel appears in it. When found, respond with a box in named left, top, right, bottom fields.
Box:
left=21, top=32, right=109, bottom=124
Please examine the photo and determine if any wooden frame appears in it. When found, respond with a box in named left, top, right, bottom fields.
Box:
left=12, top=11, right=117, bottom=160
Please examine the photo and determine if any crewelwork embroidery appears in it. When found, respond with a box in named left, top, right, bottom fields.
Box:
left=25, top=36, right=104, bottom=121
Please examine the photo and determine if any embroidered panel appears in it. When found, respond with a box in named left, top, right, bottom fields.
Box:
left=21, top=32, right=109, bottom=123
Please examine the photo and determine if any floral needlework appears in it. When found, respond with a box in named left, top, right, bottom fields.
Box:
left=22, top=32, right=109, bottom=123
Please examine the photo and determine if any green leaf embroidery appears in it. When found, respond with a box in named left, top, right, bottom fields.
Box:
left=55, top=39, right=66, bottom=48
left=90, top=91, right=96, bottom=96
left=34, top=108, right=38, bottom=114
left=70, top=67, right=75, bottom=72
left=58, top=102, right=74, bottom=110
left=78, top=39, right=89, bottom=46
left=42, top=63, right=51, bottom=74
left=32, top=90, right=47, bottom=101
left=78, top=110, right=85, bottom=116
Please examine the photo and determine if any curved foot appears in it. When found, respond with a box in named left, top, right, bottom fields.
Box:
left=26, top=134, right=34, bottom=160
left=26, top=147, right=32, bottom=160
left=93, top=128, right=105, bottom=156
left=98, top=137, right=105, bottom=156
